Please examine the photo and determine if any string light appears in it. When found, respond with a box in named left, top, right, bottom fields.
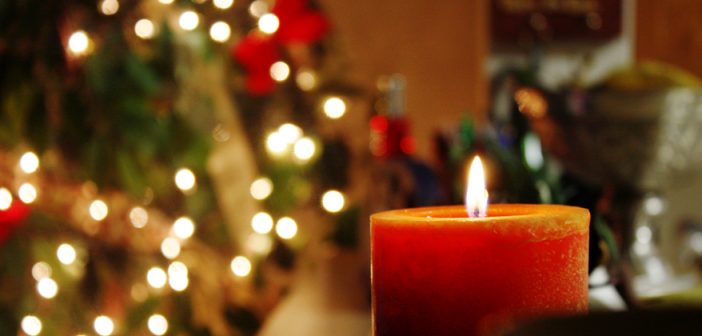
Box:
left=251, top=212, right=273, bottom=234
left=230, top=256, right=252, bottom=277
left=21, top=315, right=42, bottom=336
left=135, top=19, right=155, bottom=39
left=147, top=267, right=167, bottom=289
left=213, top=0, right=234, bottom=10
left=0, top=187, right=13, bottom=210
left=293, top=137, right=316, bottom=162
left=172, top=217, right=195, bottom=240
left=248, top=0, right=269, bottom=18
left=323, top=96, right=346, bottom=119
left=57, top=243, right=77, bottom=265
left=321, top=190, right=345, bottom=213
left=68, top=30, right=91, bottom=56
left=94, top=315, right=114, bottom=336
left=89, top=199, right=109, bottom=221
left=129, top=207, right=149, bottom=228
left=18, top=182, right=37, bottom=204
left=270, top=61, right=290, bottom=82
left=265, top=131, right=287, bottom=156
left=37, top=278, right=58, bottom=299
left=19, top=151, right=39, bottom=173
left=148, top=314, right=169, bottom=335
left=32, top=262, right=52, bottom=280
left=275, top=217, right=297, bottom=239
left=174, top=168, right=196, bottom=192
left=246, top=233, right=272, bottom=254
left=250, top=177, right=273, bottom=200
left=158, top=0, right=174, bottom=4
left=209, top=21, right=231, bottom=42
left=160, top=237, right=181, bottom=259
left=258, top=13, right=279, bottom=34
left=179, top=11, right=200, bottom=31
left=100, top=0, right=119, bottom=15
left=167, top=261, right=189, bottom=291
left=296, top=70, right=317, bottom=91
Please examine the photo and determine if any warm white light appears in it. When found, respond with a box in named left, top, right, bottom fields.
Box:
left=209, top=21, right=231, bottom=42
left=0, top=188, right=12, bottom=211
left=158, top=0, right=174, bottom=4
left=179, top=11, right=200, bottom=31
left=37, top=278, right=58, bottom=299
left=21, top=315, right=42, bottom=336
left=323, top=97, right=346, bottom=119
left=174, top=168, right=196, bottom=191
left=19, top=151, right=40, bottom=173
left=68, top=30, right=90, bottom=56
left=270, top=61, right=290, bottom=82
left=246, top=233, right=272, bottom=254
left=644, top=195, right=664, bottom=216
left=636, top=226, right=653, bottom=244
left=293, top=137, right=316, bottom=161
left=148, top=314, right=169, bottom=335
left=167, top=261, right=188, bottom=291
left=466, top=156, right=488, bottom=218
left=18, top=183, right=37, bottom=204
left=230, top=256, right=252, bottom=277
left=296, top=70, right=317, bottom=91
left=278, top=123, right=302, bottom=144
left=321, top=190, right=345, bottom=213
left=250, top=177, right=273, bottom=200
left=94, top=315, right=114, bottom=336
left=172, top=217, right=195, bottom=240
left=258, top=14, right=279, bottom=34
left=135, top=19, right=155, bottom=39
left=248, top=0, right=269, bottom=17
left=523, top=133, right=544, bottom=170
left=251, top=212, right=274, bottom=234
left=276, top=217, right=297, bottom=239
left=147, top=267, right=167, bottom=289
left=100, top=0, right=119, bottom=15
left=265, top=131, right=288, bottom=156
left=57, top=243, right=77, bottom=265
left=32, top=262, right=52, bottom=280
left=213, top=0, right=234, bottom=10
left=89, top=200, right=109, bottom=221
left=160, top=237, right=181, bottom=259
left=129, top=207, right=149, bottom=228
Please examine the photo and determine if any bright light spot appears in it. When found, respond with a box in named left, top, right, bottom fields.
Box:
left=278, top=123, right=302, bottom=144
left=32, top=262, right=52, bottom=280
left=146, top=267, right=167, bottom=289
left=21, top=315, right=42, bottom=336
left=250, top=177, right=273, bottom=200
left=644, top=195, right=664, bottom=216
left=209, top=21, right=231, bottom=42
left=523, top=133, right=544, bottom=170
left=251, top=212, right=274, bottom=234
left=321, top=190, right=345, bottom=213
left=633, top=241, right=651, bottom=256
left=466, top=156, right=488, bottom=218
left=230, top=256, right=252, bottom=277
left=19, top=151, right=40, bottom=173
left=276, top=217, right=297, bottom=240
left=148, top=314, right=169, bottom=335
left=174, top=168, right=196, bottom=192
left=89, top=200, right=109, bottom=221
left=172, top=217, right=195, bottom=240
left=168, top=261, right=188, bottom=291
left=296, top=70, right=317, bottom=91
left=645, top=257, right=667, bottom=282
left=636, top=226, right=653, bottom=244
left=258, top=14, right=279, bottom=34
left=158, top=0, right=174, bottom=4
left=160, top=237, right=181, bottom=260
left=100, top=0, right=119, bottom=15
left=323, top=97, right=346, bottom=119
left=690, top=232, right=702, bottom=254
left=57, top=243, right=77, bottom=265
left=588, top=265, right=610, bottom=286
left=135, top=19, right=155, bottom=39
left=129, top=207, right=149, bottom=228
left=18, top=183, right=37, bottom=204
left=293, top=137, right=316, bottom=161
left=37, top=278, right=58, bottom=299
left=213, top=0, right=234, bottom=10
left=248, top=0, right=269, bottom=18
left=179, top=11, right=200, bottom=31
left=270, top=61, right=290, bottom=82
left=0, top=188, right=12, bottom=210
left=265, top=131, right=288, bottom=157
left=94, top=315, right=114, bottom=336
left=246, top=233, right=272, bottom=254
left=68, top=30, right=90, bottom=56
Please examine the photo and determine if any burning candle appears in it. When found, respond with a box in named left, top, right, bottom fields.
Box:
left=371, top=156, right=589, bottom=335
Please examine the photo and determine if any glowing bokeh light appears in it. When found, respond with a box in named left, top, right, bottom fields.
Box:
left=213, top=0, right=234, bottom=10
left=148, top=314, right=169, bottom=335
left=230, top=256, right=252, bottom=277
left=258, top=13, right=279, bottom=34
left=89, top=199, right=109, bottom=221
left=179, top=11, right=200, bottom=31
left=321, top=190, right=345, bottom=213
left=270, top=61, right=290, bottom=82
left=293, top=137, right=316, bottom=161
left=172, top=217, right=195, bottom=240
left=37, top=278, right=58, bottom=299
left=135, top=19, right=155, bottom=39
left=296, top=70, right=317, bottom=91
left=21, top=315, right=42, bottom=336
left=275, top=217, right=297, bottom=240
left=250, top=177, right=273, bottom=200
left=129, top=207, right=149, bottom=228
left=167, top=261, right=189, bottom=291
left=32, top=262, right=52, bottom=281
left=174, top=168, right=196, bottom=191
left=18, top=183, right=37, bottom=204
left=251, top=212, right=274, bottom=234
left=323, top=97, right=346, bottom=119
left=94, top=315, right=114, bottom=336
left=100, top=0, right=119, bottom=15
left=57, top=243, right=77, bottom=265
left=146, top=267, right=167, bottom=289
left=19, top=151, right=40, bottom=173
left=160, top=237, right=181, bottom=260
left=0, top=188, right=11, bottom=210
left=68, top=30, right=91, bottom=56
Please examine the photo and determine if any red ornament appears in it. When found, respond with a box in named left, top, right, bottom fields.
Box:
left=232, top=33, right=280, bottom=96
left=273, top=0, right=330, bottom=45
left=0, top=199, right=30, bottom=245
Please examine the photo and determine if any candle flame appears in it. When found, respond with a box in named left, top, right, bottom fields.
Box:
left=466, top=156, right=488, bottom=218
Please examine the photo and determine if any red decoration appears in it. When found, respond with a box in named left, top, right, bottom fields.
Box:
left=0, top=199, right=30, bottom=245
left=232, top=34, right=280, bottom=95
left=272, top=0, right=330, bottom=45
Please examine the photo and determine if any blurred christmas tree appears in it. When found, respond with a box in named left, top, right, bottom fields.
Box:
left=0, top=0, right=361, bottom=334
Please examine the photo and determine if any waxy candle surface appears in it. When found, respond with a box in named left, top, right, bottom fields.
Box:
left=371, top=204, right=589, bottom=336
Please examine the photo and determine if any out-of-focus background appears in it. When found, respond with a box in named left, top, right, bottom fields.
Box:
left=2, top=0, right=702, bottom=335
